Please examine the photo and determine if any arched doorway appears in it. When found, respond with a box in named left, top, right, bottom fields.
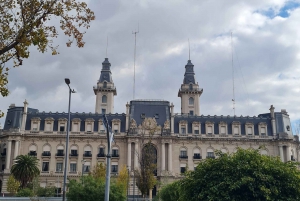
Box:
left=142, top=143, right=157, bottom=176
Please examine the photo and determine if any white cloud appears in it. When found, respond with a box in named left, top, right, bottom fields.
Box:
left=1, top=0, right=300, bottom=130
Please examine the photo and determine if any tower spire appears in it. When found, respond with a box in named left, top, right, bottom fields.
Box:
left=188, top=38, right=190, bottom=60
left=132, top=24, right=139, bottom=100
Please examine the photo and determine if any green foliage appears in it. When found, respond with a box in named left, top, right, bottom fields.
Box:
left=11, top=155, right=40, bottom=188
left=179, top=148, right=300, bottom=201
left=116, top=165, right=129, bottom=195
left=6, top=175, right=20, bottom=195
left=90, top=162, right=106, bottom=181
left=67, top=175, right=126, bottom=201
left=0, top=0, right=95, bottom=100
left=36, top=186, right=56, bottom=197
left=16, top=188, right=34, bottom=197
left=158, top=180, right=181, bottom=201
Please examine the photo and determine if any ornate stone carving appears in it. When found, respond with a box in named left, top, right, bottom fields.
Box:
left=142, top=117, right=158, bottom=130
left=130, top=119, right=137, bottom=128
left=163, top=120, right=170, bottom=129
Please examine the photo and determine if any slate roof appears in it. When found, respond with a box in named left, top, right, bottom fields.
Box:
left=129, top=100, right=170, bottom=126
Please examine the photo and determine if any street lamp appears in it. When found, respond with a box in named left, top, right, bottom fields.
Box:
left=81, top=159, right=86, bottom=184
left=62, top=78, right=76, bottom=201
left=103, top=114, right=114, bottom=201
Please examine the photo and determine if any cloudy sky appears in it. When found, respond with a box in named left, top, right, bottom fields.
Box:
left=1, top=0, right=300, bottom=132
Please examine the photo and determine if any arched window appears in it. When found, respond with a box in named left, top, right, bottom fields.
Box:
left=189, top=84, right=193, bottom=90
left=189, top=97, right=194, bottom=105
left=102, top=95, right=107, bottom=103
left=103, top=82, right=107, bottom=88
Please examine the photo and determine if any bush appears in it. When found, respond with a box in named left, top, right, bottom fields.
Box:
left=16, top=188, right=34, bottom=197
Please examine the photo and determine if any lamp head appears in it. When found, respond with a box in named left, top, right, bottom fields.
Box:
left=65, top=78, right=70, bottom=85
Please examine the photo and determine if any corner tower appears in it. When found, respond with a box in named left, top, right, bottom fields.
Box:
left=94, top=58, right=117, bottom=114
left=178, top=60, right=203, bottom=115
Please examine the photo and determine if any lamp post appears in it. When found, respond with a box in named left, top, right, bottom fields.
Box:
left=103, top=114, right=114, bottom=201
left=62, top=78, right=76, bottom=201
left=81, top=159, right=86, bottom=184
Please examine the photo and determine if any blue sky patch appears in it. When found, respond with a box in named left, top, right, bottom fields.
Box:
left=256, top=1, right=300, bottom=18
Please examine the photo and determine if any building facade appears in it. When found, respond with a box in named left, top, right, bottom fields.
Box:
left=0, top=58, right=298, bottom=196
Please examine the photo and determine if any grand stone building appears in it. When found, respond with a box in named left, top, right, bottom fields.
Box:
left=0, top=57, right=298, bottom=196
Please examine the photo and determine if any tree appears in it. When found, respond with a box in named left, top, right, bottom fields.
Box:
left=90, top=162, right=106, bottom=181
left=67, top=175, right=126, bottom=201
left=134, top=117, right=159, bottom=198
left=6, top=175, right=20, bottom=195
left=116, top=165, right=129, bottom=196
left=156, top=180, right=181, bottom=201
left=0, top=0, right=95, bottom=102
left=11, top=155, right=40, bottom=188
left=180, top=148, right=300, bottom=201
left=16, top=188, right=34, bottom=197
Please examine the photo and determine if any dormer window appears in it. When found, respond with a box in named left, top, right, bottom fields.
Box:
left=32, top=123, right=38, bottom=131
left=112, top=119, right=121, bottom=134
left=192, top=121, right=200, bottom=135
left=259, top=122, right=267, bottom=136
left=231, top=121, right=241, bottom=135
left=205, top=121, right=214, bottom=135
left=140, top=113, right=145, bottom=119
left=154, top=114, right=159, bottom=119
left=31, top=117, right=41, bottom=132
left=71, top=118, right=81, bottom=132
left=85, top=118, right=95, bottom=133
left=245, top=122, right=254, bottom=135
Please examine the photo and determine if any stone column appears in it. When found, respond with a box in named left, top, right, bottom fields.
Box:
left=170, top=103, right=174, bottom=134
left=6, top=140, right=12, bottom=169
left=161, top=143, right=165, bottom=171
left=14, top=140, right=19, bottom=160
left=127, top=142, right=131, bottom=170
left=286, top=145, right=291, bottom=161
left=134, top=142, right=139, bottom=169
left=125, top=103, right=130, bottom=131
left=279, top=145, right=284, bottom=162
left=168, top=143, right=172, bottom=172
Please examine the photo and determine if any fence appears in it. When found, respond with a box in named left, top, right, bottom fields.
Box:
left=0, top=198, right=63, bottom=201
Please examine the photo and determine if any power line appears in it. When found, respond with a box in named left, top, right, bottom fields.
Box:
left=231, top=32, right=236, bottom=116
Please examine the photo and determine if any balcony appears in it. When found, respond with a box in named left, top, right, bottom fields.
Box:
left=206, top=156, right=215, bottom=159
left=83, top=153, right=92, bottom=158
left=56, top=153, right=64, bottom=158
left=97, top=153, right=106, bottom=158
left=179, top=155, right=188, bottom=160
left=193, top=155, right=202, bottom=160
left=28, top=151, right=37, bottom=157
left=111, top=154, right=119, bottom=158
left=41, top=152, right=51, bottom=158
left=69, top=153, right=78, bottom=157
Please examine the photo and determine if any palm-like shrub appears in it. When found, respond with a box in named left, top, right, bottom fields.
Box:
left=11, top=155, right=40, bottom=188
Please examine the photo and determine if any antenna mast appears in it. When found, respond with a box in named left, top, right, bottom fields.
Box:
left=188, top=38, right=190, bottom=60
left=106, top=36, right=108, bottom=57
left=231, top=32, right=236, bottom=116
left=132, top=24, right=139, bottom=100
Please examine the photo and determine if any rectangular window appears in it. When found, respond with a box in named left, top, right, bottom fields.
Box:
left=234, top=126, right=239, bottom=135
left=181, top=127, right=186, bottom=134
left=207, top=152, right=215, bottom=158
left=99, top=148, right=105, bottom=155
left=220, top=126, right=226, bottom=134
left=70, top=163, right=77, bottom=172
left=102, top=109, right=106, bottom=114
left=194, top=130, right=199, bottom=134
left=189, top=111, right=194, bottom=116
left=180, top=167, right=186, bottom=173
left=71, top=150, right=77, bottom=156
left=42, top=162, right=49, bottom=172
left=60, top=125, right=65, bottom=132
left=194, top=153, right=201, bottom=159
left=247, top=127, right=252, bottom=135
left=45, top=123, right=51, bottom=131
left=180, top=150, right=187, bottom=157
left=207, top=126, right=212, bottom=134
left=56, top=162, right=63, bottom=172
left=261, top=127, right=266, bottom=135
left=112, top=149, right=119, bottom=157
left=2, top=164, right=5, bottom=171
left=84, top=165, right=90, bottom=172
left=32, top=123, right=38, bottom=131
left=84, top=151, right=92, bottom=156
left=73, top=123, right=79, bottom=132
left=57, top=150, right=64, bottom=156
left=100, top=123, right=105, bottom=133
left=112, top=165, right=118, bottom=173
left=113, top=124, right=119, bottom=133
left=86, top=124, right=92, bottom=132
